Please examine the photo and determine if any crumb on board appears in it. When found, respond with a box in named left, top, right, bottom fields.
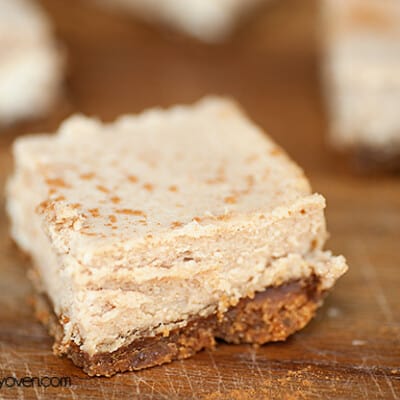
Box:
left=327, top=307, right=342, bottom=318
left=351, top=339, right=367, bottom=346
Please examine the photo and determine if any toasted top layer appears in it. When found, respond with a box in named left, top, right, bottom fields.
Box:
left=12, top=97, right=313, bottom=255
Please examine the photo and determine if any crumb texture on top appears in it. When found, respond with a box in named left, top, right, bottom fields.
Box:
left=6, top=97, right=348, bottom=359
left=11, top=97, right=311, bottom=250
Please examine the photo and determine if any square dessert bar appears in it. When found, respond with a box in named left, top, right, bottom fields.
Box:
left=321, top=0, right=400, bottom=170
left=7, top=98, right=348, bottom=376
left=95, top=0, right=269, bottom=42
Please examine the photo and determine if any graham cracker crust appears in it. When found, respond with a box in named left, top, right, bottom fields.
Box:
left=33, top=275, right=324, bottom=377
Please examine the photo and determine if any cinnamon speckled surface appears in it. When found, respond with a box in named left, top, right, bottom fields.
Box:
left=0, top=0, right=399, bottom=398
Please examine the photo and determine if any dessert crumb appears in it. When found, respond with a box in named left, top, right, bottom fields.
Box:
left=89, top=208, right=100, bottom=218
left=46, top=178, right=70, bottom=188
left=96, top=185, right=110, bottom=193
left=80, top=172, right=95, bottom=180
left=327, top=307, right=342, bottom=318
left=110, top=196, right=121, bottom=204
left=224, top=196, right=237, bottom=204
left=116, top=209, right=146, bottom=217
left=128, top=175, right=138, bottom=183
left=351, top=339, right=367, bottom=346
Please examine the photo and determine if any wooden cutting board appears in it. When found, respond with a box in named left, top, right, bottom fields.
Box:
left=0, top=0, right=399, bottom=398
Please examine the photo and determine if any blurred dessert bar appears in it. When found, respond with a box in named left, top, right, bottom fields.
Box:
left=94, top=0, right=270, bottom=42
left=0, top=0, right=63, bottom=125
left=321, top=0, right=400, bottom=169
left=6, top=97, right=348, bottom=376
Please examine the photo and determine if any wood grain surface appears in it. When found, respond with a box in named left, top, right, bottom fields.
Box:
left=0, top=0, right=399, bottom=398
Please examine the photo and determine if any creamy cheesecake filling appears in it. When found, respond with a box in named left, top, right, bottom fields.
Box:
left=74, top=251, right=345, bottom=355
left=51, top=194, right=328, bottom=283
left=6, top=98, right=348, bottom=363
left=7, top=165, right=346, bottom=356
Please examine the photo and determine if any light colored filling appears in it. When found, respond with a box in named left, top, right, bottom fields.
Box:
left=7, top=168, right=347, bottom=356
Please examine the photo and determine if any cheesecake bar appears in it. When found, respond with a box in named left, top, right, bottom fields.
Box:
left=321, top=0, right=400, bottom=170
left=0, top=0, right=63, bottom=125
left=6, top=97, right=348, bottom=376
left=94, top=0, right=269, bottom=42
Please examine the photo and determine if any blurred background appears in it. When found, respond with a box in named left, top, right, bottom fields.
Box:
left=1, top=0, right=331, bottom=173
left=0, top=0, right=399, bottom=398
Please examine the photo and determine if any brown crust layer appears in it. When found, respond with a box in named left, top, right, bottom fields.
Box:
left=33, top=276, right=325, bottom=377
